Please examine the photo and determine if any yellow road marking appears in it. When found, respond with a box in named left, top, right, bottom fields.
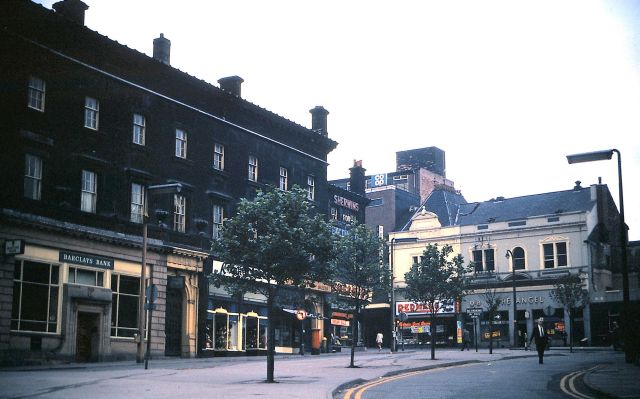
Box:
left=342, top=364, right=472, bottom=399
left=559, top=365, right=602, bottom=399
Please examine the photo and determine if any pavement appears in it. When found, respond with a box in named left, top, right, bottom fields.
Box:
left=0, top=347, right=637, bottom=399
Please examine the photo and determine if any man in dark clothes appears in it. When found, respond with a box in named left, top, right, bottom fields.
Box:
left=530, top=317, right=549, bottom=364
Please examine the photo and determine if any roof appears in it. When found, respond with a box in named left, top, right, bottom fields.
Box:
left=455, top=187, right=595, bottom=226
left=404, top=185, right=598, bottom=230
left=2, top=0, right=337, bottom=156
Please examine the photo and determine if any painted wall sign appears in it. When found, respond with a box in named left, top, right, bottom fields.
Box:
left=59, top=250, right=114, bottom=269
left=333, top=195, right=360, bottom=211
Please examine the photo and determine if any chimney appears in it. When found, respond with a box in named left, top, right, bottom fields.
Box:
left=349, top=160, right=366, bottom=195
left=153, top=33, right=171, bottom=66
left=574, top=180, right=582, bottom=191
left=218, top=76, right=244, bottom=97
left=52, top=0, right=88, bottom=25
left=309, top=106, right=329, bottom=136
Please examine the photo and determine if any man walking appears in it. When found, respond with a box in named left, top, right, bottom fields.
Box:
left=376, top=331, right=384, bottom=351
left=530, top=318, right=549, bottom=364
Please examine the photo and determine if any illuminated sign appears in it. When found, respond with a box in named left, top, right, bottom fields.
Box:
left=396, top=300, right=455, bottom=316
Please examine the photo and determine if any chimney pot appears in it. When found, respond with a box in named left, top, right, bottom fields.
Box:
left=218, top=76, right=244, bottom=97
left=153, top=33, right=171, bottom=65
left=574, top=180, right=582, bottom=190
left=309, top=106, right=329, bottom=136
left=52, top=0, right=88, bottom=25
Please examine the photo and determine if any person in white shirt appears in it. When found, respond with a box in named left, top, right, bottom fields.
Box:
left=529, top=318, right=549, bottom=364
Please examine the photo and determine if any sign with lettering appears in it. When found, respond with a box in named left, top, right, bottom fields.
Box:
left=396, top=300, right=455, bottom=316
left=333, top=195, right=360, bottom=211
left=4, top=239, right=25, bottom=255
left=59, top=250, right=114, bottom=270
left=370, top=174, right=387, bottom=187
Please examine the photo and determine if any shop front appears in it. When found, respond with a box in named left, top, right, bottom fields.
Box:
left=395, top=300, right=458, bottom=348
left=461, top=289, right=590, bottom=348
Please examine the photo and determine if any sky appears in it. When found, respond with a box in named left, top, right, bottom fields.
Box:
left=35, top=0, right=640, bottom=239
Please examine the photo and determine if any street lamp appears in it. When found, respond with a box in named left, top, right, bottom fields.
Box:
left=137, top=183, right=183, bottom=365
left=505, top=249, right=517, bottom=348
left=389, top=237, right=418, bottom=353
left=566, top=149, right=630, bottom=362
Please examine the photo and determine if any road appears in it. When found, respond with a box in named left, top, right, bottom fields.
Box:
left=341, top=351, right=616, bottom=399
left=0, top=349, right=623, bottom=399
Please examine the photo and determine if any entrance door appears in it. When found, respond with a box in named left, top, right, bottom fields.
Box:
left=76, top=312, right=99, bottom=362
left=165, top=287, right=183, bottom=356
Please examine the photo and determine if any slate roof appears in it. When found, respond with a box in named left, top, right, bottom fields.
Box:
left=2, top=0, right=337, bottom=156
left=408, top=186, right=597, bottom=230
left=456, top=187, right=595, bottom=226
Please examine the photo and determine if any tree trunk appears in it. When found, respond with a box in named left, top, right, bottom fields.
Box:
left=266, top=292, right=275, bottom=383
left=430, top=313, right=436, bottom=360
left=569, top=309, right=574, bottom=353
left=489, top=319, right=493, bottom=354
left=350, top=305, right=359, bottom=367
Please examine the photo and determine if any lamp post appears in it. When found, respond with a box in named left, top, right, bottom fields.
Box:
left=566, top=149, right=630, bottom=362
left=505, top=250, right=517, bottom=348
left=137, top=183, right=182, bottom=364
left=389, top=237, right=417, bottom=353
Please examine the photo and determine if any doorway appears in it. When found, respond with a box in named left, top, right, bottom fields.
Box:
left=76, top=312, right=99, bottom=362
left=165, top=287, right=183, bottom=356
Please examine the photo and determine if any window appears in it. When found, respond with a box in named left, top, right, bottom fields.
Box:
left=11, top=260, right=59, bottom=333
left=412, top=256, right=423, bottom=265
left=307, top=176, right=315, bottom=200
left=213, top=143, right=224, bottom=171
left=130, top=183, right=145, bottom=224
left=68, top=267, right=104, bottom=287
left=368, top=198, right=383, bottom=207
left=24, top=154, right=42, bottom=200
left=279, top=167, right=288, bottom=191
left=330, top=207, right=338, bottom=220
left=84, top=97, right=99, bottom=130
left=28, top=76, right=45, bottom=111
left=111, top=274, right=140, bottom=337
left=212, top=204, right=224, bottom=239
left=472, top=248, right=495, bottom=272
left=175, top=129, right=187, bottom=158
left=543, top=242, right=568, bottom=268
left=248, top=155, right=258, bottom=182
left=174, top=194, right=186, bottom=232
left=512, top=247, right=526, bottom=270
left=132, top=114, right=145, bottom=145
left=81, top=170, right=97, bottom=213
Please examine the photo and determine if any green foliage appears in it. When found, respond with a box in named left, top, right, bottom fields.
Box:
left=404, top=243, right=472, bottom=309
left=210, top=186, right=334, bottom=297
left=550, top=275, right=589, bottom=311
left=331, top=223, right=389, bottom=309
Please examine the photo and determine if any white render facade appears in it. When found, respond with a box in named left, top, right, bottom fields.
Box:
left=389, top=183, right=629, bottom=348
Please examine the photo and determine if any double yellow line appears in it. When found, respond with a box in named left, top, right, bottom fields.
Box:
left=342, top=364, right=472, bottom=399
left=559, top=365, right=602, bottom=399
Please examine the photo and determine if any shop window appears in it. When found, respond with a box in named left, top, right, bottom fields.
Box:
left=111, top=274, right=140, bottom=337
left=11, top=260, right=59, bottom=333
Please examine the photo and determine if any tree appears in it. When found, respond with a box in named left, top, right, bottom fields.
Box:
left=550, top=274, right=589, bottom=353
left=404, top=243, right=473, bottom=360
left=210, top=186, right=334, bottom=382
left=481, top=284, right=501, bottom=354
left=331, top=223, right=389, bottom=368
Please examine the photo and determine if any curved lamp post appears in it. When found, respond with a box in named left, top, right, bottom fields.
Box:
left=566, top=149, right=630, bottom=362
left=389, top=237, right=417, bottom=353
left=505, top=249, right=517, bottom=348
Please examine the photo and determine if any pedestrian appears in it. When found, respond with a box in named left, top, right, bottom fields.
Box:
left=530, top=317, right=549, bottom=364
left=376, top=331, right=384, bottom=351
left=461, top=328, right=470, bottom=351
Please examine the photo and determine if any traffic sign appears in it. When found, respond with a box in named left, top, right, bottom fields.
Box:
left=466, top=307, right=482, bottom=317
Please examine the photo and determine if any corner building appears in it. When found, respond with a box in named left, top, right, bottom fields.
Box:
left=0, top=0, right=336, bottom=364
left=389, top=182, right=637, bottom=348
